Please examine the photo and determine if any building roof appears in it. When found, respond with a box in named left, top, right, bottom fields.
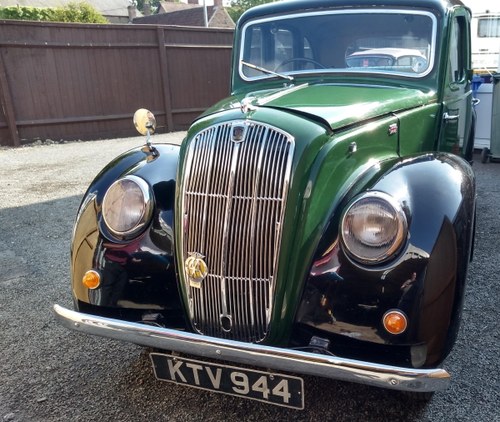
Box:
left=158, top=2, right=200, bottom=14
left=134, top=3, right=234, bottom=28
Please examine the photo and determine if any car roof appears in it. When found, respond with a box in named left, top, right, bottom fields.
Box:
left=238, top=0, right=467, bottom=27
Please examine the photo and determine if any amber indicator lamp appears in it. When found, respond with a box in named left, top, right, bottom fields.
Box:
left=383, top=310, right=408, bottom=335
left=82, top=270, right=101, bottom=290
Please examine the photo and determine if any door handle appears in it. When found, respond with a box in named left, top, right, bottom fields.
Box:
left=443, top=112, right=459, bottom=122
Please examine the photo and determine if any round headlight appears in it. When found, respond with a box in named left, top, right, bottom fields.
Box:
left=340, top=192, right=407, bottom=264
left=101, top=175, right=153, bottom=239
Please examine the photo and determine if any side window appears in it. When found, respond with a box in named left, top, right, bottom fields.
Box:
left=449, top=16, right=468, bottom=83
left=248, top=28, right=263, bottom=67
left=242, top=24, right=313, bottom=77
left=274, top=29, right=313, bottom=71
left=274, top=29, right=294, bottom=64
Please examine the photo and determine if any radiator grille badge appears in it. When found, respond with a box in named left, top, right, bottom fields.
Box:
left=185, top=253, right=208, bottom=288
left=231, top=123, right=247, bottom=143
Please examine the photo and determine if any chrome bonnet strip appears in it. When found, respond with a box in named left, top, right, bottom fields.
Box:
left=54, top=304, right=450, bottom=393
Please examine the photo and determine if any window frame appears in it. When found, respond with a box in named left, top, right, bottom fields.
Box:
left=238, top=9, right=438, bottom=82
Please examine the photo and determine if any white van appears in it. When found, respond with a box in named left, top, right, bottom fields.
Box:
left=471, top=12, right=500, bottom=73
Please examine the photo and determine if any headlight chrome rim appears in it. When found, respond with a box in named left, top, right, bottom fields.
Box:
left=340, top=191, right=407, bottom=265
left=101, top=175, right=154, bottom=240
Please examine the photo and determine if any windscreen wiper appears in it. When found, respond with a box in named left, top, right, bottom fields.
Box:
left=241, top=60, right=294, bottom=82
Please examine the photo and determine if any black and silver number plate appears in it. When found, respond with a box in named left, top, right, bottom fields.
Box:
left=150, top=353, right=304, bottom=409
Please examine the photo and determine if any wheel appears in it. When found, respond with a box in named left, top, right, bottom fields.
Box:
left=481, top=147, right=490, bottom=164
left=274, top=57, right=326, bottom=72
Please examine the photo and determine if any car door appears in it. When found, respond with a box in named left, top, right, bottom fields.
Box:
left=439, top=12, right=474, bottom=158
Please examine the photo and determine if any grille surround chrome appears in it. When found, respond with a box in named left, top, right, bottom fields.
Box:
left=180, top=120, right=294, bottom=342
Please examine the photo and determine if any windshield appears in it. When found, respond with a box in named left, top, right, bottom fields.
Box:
left=240, top=9, right=437, bottom=80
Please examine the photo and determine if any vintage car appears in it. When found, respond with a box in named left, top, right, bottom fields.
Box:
left=345, top=47, right=429, bottom=73
left=54, top=0, right=476, bottom=409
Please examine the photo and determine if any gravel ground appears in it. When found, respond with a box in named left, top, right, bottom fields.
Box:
left=0, top=136, right=498, bottom=422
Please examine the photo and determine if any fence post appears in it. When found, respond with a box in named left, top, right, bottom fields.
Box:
left=157, top=27, right=174, bottom=131
left=0, top=51, right=20, bottom=147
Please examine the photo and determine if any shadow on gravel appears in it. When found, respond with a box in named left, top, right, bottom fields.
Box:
left=0, top=194, right=81, bottom=289
left=0, top=193, right=429, bottom=422
left=111, top=348, right=430, bottom=422
left=1, top=153, right=498, bottom=421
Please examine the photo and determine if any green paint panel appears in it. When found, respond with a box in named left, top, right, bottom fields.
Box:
left=178, top=105, right=401, bottom=344
left=203, top=84, right=436, bottom=132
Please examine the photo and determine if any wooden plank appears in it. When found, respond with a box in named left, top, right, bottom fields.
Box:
left=0, top=51, right=20, bottom=146
left=157, top=27, right=174, bottom=131
left=0, top=21, right=233, bottom=143
left=14, top=111, right=165, bottom=126
left=0, top=41, right=159, bottom=49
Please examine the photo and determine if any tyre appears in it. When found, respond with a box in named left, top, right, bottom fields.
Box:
left=481, top=148, right=490, bottom=163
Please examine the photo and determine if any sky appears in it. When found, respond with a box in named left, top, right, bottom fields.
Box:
left=461, top=0, right=499, bottom=13
left=179, top=1, right=498, bottom=13
left=178, top=0, right=232, bottom=6
left=177, top=0, right=498, bottom=12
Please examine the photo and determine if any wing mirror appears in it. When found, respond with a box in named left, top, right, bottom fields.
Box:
left=133, top=109, right=158, bottom=158
left=133, top=108, right=156, bottom=136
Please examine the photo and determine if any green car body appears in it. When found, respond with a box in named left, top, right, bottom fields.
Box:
left=55, top=0, right=477, bottom=405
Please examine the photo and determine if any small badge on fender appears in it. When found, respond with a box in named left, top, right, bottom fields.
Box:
left=185, top=252, right=208, bottom=288
left=388, top=123, right=398, bottom=136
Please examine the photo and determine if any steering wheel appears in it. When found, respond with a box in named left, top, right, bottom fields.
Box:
left=274, top=57, right=326, bottom=72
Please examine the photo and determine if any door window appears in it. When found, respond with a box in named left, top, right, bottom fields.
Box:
left=449, top=16, right=468, bottom=83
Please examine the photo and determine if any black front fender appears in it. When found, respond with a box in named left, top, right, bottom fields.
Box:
left=374, top=153, right=476, bottom=362
left=296, top=153, right=476, bottom=367
left=71, top=143, right=186, bottom=327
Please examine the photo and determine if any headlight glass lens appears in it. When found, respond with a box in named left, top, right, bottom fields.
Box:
left=341, top=192, right=407, bottom=264
left=102, top=175, right=153, bottom=239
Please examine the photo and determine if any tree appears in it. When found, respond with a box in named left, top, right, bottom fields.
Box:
left=0, top=2, right=107, bottom=24
left=228, top=0, right=275, bottom=23
left=135, top=0, right=161, bottom=14
left=53, top=2, right=107, bottom=23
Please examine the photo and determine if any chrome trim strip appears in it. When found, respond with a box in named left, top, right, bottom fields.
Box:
left=54, top=304, right=450, bottom=393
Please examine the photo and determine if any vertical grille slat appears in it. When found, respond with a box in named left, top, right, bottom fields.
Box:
left=181, top=121, right=294, bottom=342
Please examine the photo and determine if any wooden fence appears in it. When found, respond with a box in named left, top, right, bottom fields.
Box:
left=0, top=20, right=234, bottom=146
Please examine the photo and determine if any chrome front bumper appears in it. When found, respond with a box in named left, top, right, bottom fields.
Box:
left=53, top=304, right=450, bottom=392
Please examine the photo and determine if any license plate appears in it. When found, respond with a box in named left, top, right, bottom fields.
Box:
left=150, top=353, right=304, bottom=410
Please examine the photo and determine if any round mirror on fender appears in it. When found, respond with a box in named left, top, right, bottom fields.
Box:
left=133, top=109, right=156, bottom=136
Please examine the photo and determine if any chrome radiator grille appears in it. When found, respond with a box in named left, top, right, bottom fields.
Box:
left=180, top=121, right=294, bottom=342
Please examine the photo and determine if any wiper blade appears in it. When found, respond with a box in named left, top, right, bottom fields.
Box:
left=241, top=60, right=294, bottom=82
